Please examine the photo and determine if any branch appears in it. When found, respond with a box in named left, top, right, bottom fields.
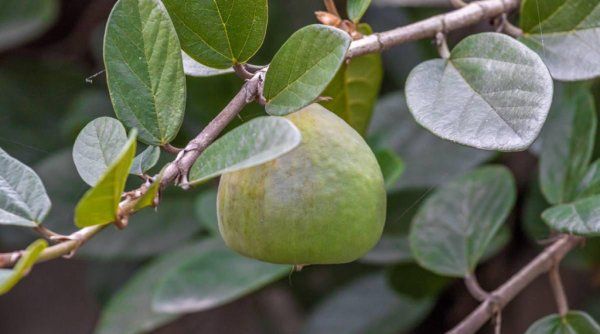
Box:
left=447, top=235, right=584, bottom=334
left=548, top=265, right=569, bottom=316
left=0, top=0, right=520, bottom=269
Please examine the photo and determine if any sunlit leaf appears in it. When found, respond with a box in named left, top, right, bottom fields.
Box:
left=72, top=117, right=128, bottom=186
left=520, top=0, right=600, bottom=81
left=409, top=166, right=516, bottom=277
left=189, top=117, right=301, bottom=185
left=264, top=24, right=351, bottom=116
left=74, top=130, right=137, bottom=228
left=162, top=0, right=268, bottom=69
left=104, top=0, right=186, bottom=145
left=0, top=0, right=58, bottom=52
left=0, top=147, right=51, bottom=227
left=525, top=311, right=600, bottom=334
left=405, top=32, right=553, bottom=151
left=0, top=239, right=47, bottom=295
left=152, top=239, right=288, bottom=313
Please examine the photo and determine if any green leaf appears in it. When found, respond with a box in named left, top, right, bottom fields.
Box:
left=130, top=145, right=160, bottom=176
left=542, top=195, right=600, bottom=236
left=189, top=116, right=301, bottom=185
left=72, top=117, right=128, bottom=186
left=347, top=0, right=372, bottom=23
left=152, top=239, right=289, bottom=313
left=523, top=180, right=552, bottom=241
left=104, top=0, right=186, bottom=145
left=95, top=242, right=207, bottom=334
left=520, top=0, right=600, bottom=81
left=539, top=83, right=597, bottom=204
left=576, top=159, right=600, bottom=199
left=264, top=24, right=351, bottom=116
left=374, top=149, right=404, bottom=189
left=409, top=166, right=516, bottom=277
left=386, top=263, right=450, bottom=300
left=369, top=93, right=493, bottom=189
left=182, top=51, right=234, bottom=77
left=132, top=174, right=161, bottom=211
left=0, top=239, right=47, bottom=295
left=74, top=130, right=137, bottom=228
left=194, top=188, right=219, bottom=235
left=0, top=0, right=59, bottom=52
left=320, top=23, right=382, bottom=135
left=162, top=0, right=268, bottom=69
left=525, top=311, right=600, bottom=334
left=301, top=273, right=434, bottom=334
left=405, top=32, right=553, bottom=151
left=0, top=147, right=51, bottom=227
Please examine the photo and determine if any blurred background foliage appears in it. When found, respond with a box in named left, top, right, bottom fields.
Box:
left=1, top=0, right=599, bottom=333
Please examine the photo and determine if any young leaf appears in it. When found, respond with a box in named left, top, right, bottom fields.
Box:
left=264, top=25, right=351, bottom=116
left=520, top=0, right=600, bottom=81
left=301, top=273, right=434, bottom=334
left=162, top=0, right=268, bottom=69
left=74, top=130, right=137, bottom=228
left=0, top=239, right=47, bottom=295
left=182, top=51, right=234, bottom=77
left=369, top=93, right=493, bottom=189
left=132, top=174, right=161, bottom=211
left=188, top=117, right=301, bottom=185
left=409, top=166, right=516, bottom=277
left=374, top=149, right=404, bottom=189
left=104, top=0, right=186, bottom=145
left=542, top=195, right=600, bottom=236
left=0, top=0, right=58, bottom=52
left=72, top=117, right=128, bottom=186
left=525, top=311, right=600, bottom=334
left=321, top=23, right=382, bottom=135
left=152, top=239, right=289, bottom=313
left=347, top=0, right=372, bottom=23
left=405, top=32, right=553, bottom=151
left=0, top=148, right=51, bottom=227
left=130, top=145, right=160, bottom=176
left=539, top=84, right=597, bottom=204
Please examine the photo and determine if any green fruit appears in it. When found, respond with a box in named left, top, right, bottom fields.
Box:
left=217, top=104, right=386, bottom=265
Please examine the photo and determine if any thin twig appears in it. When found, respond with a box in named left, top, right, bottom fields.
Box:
left=464, top=273, right=489, bottom=302
left=161, top=143, right=182, bottom=155
left=548, top=265, right=569, bottom=316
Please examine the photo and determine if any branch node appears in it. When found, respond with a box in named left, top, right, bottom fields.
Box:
left=233, top=63, right=254, bottom=80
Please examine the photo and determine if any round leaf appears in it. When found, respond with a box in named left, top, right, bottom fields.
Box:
left=264, top=24, right=351, bottom=116
left=409, top=166, right=516, bottom=277
left=104, top=0, right=186, bottom=145
left=525, top=311, right=600, bottom=334
left=152, top=239, right=289, bottom=313
left=520, top=0, right=600, bottom=81
left=72, top=117, right=128, bottom=186
left=162, top=0, right=268, bottom=69
left=0, top=0, right=58, bottom=52
left=0, top=147, right=51, bottom=227
left=188, top=116, right=301, bottom=185
left=405, top=32, right=553, bottom=151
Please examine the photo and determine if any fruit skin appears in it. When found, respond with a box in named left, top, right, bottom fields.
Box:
left=217, top=104, right=386, bottom=265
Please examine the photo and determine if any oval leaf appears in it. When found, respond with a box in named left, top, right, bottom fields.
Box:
left=162, top=0, right=268, bottom=69
left=301, top=273, right=433, bottom=334
left=0, top=148, right=51, bottom=227
left=188, top=116, right=301, bottom=185
left=104, top=0, right=186, bottom=145
left=74, top=130, right=137, bottom=228
left=321, top=23, right=382, bottom=135
left=409, top=166, right=516, bottom=277
left=539, top=83, right=596, bottom=204
left=264, top=24, right=351, bottom=116
left=182, top=51, right=234, bottom=77
left=0, top=0, right=58, bottom=52
left=152, top=239, right=289, bottom=313
left=73, top=117, right=128, bottom=186
left=405, top=32, right=553, bottom=151
left=520, top=0, right=600, bottom=81
left=347, top=0, right=372, bottom=23
left=542, top=195, right=600, bottom=236
left=130, top=145, right=160, bottom=176
left=525, top=311, right=600, bottom=334
left=0, top=239, right=47, bottom=295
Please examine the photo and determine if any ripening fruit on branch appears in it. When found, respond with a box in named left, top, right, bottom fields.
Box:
left=217, top=104, right=386, bottom=265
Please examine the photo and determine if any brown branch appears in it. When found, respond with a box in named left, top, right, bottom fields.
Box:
left=548, top=265, right=569, bottom=316
left=447, top=235, right=584, bottom=334
left=464, top=274, right=490, bottom=302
